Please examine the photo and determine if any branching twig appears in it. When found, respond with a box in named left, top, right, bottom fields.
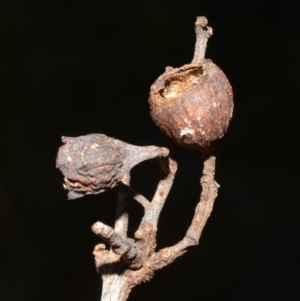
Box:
left=56, top=16, right=230, bottom=301
left=91, top=147, right=219, bottom=301
left=150, top=152, right=219, bottom=270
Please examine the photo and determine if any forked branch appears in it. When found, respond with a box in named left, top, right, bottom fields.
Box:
left=89, top=146, right=219, bottom=301
left=150, top=152, right=218, bottom=270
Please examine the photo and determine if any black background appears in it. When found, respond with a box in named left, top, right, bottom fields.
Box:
left=1, top=1, right=299, bottom=300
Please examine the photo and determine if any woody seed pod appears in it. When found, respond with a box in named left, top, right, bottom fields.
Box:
left=56, top=134, right=168, bottom=199
left=149, top=17, right=233, bottom=151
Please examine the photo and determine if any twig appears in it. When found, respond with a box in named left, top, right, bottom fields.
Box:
left=150, top=152, right=219, bottom=270
left=114, top=172, right=130, bottom=236
left=192, top=16, right=213, bottom=64
left=142, top=144, right=180, bottom=228
left=116, top=181, right=150, bottom=209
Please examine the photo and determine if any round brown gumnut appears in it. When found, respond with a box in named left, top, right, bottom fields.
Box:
left=148, top=59, right=233, bottom=151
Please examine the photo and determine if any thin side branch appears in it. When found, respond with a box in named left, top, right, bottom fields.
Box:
left=142, top=145, right=180, bottom=228
left=150, top=152, right=219, bottom=270
left=116, top=182, right=150, bottom=209
left=114, top=172, right=130, bottom=236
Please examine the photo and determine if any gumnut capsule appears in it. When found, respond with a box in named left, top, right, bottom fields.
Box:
left=149, top=17, right=233, bottom=151
left=56, top=134, right=168, bottom=199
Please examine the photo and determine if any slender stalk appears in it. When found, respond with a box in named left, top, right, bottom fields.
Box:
left=116, top=182, right=150, bottom=209
left=142, top=144, right=180, bottom=228
left=114, top=172, right=130, bottom=236
left=192, top=16, right=213, bottom=64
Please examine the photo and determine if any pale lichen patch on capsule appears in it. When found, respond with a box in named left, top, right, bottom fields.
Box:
left=180, top=128, right=195, bottom=137
left=91, top=143, right=100, bottom=149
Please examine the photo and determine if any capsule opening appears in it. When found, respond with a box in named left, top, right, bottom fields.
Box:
left=160, top=67, right=203, bottom=99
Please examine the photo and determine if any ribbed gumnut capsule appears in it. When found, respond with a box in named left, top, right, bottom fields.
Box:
left=149, top=17, right=233, bottom=151
left=56, top=134, right=169, bottom=199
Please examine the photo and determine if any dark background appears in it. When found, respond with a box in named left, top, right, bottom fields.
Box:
left=1, top=1, right=299, bottom=300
